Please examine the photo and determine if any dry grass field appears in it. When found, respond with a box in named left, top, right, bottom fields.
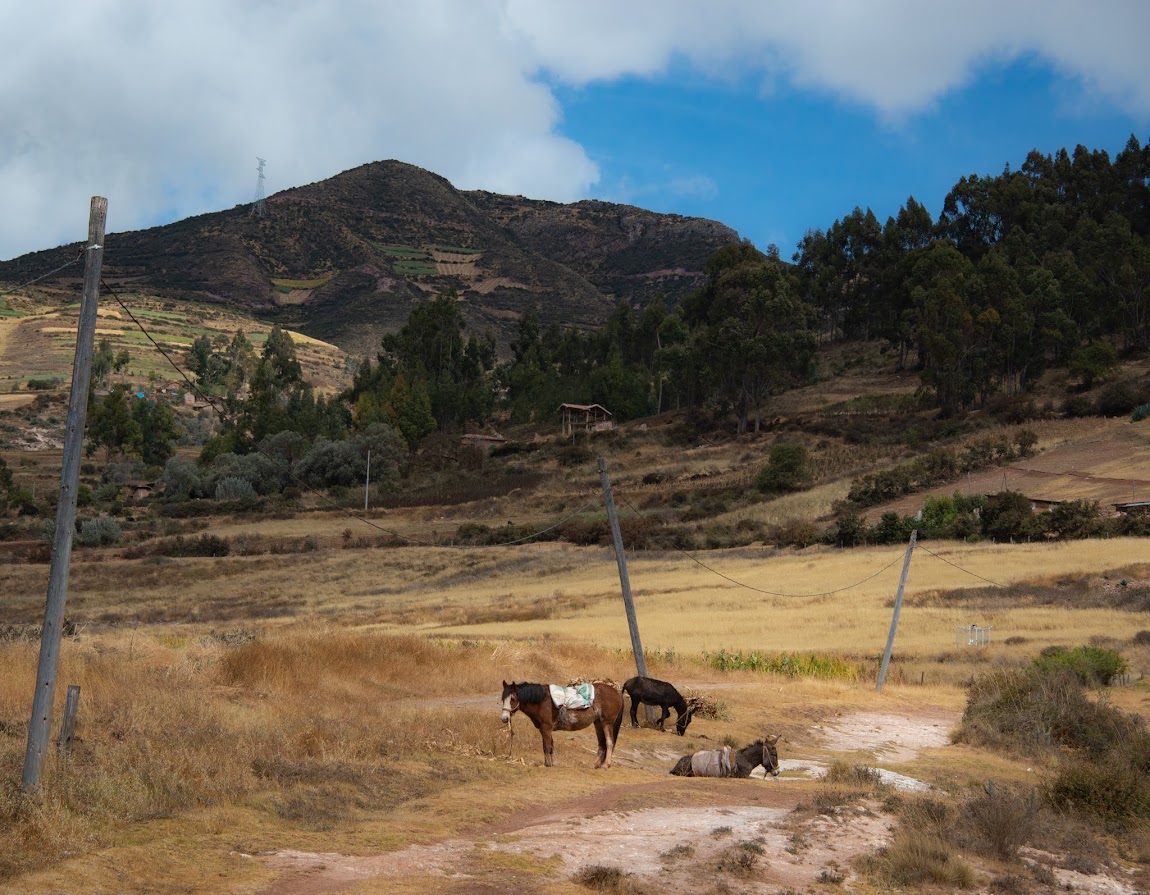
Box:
left=2, top=524, right=1150, bottom=894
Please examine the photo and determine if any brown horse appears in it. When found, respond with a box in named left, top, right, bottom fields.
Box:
left=500, top=680, right=623, bottom=768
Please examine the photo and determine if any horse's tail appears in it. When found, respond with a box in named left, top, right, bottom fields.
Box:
left=669, top=754, right=693, bottom=776
left=612, top=690, right=624, bottom=743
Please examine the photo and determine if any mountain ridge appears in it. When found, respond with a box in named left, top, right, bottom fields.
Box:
left=0, top=160, right=741, bottom=356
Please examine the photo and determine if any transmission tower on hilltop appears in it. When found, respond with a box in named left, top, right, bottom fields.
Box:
left=250, top=157, right=267, bottom=217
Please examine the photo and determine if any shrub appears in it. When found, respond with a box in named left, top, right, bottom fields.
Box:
left=77, top=516, right=122, bottom=547
left=954, top=782, right=1037, bottom=859
left=1132, top=404, right=1150, bottom=423
left=215, top=476, right=257, bottom=501
left=160, top=455, right=202, bottom=500
left=1096, top=379, right=1150, bottom=417
left=1046, top=746, right=1150, bottom=821
left=123, top=534, right=230, bottom=559
left=768, top=518, right=819, bottom=548
left=956, top=666, right=1140, bottom=760
left=754, top=441, right=810, bottom=494
left=1047, top=500, right=1103, bottom=540
left=205, top=451, right=286, bottom=496
left=1033, top=645, right=1127, bottom=686
left=1063, top=394, right=1097, bottom=417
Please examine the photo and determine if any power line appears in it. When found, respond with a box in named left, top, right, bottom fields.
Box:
left=917, top=543, right=1005, bottom=588
left=101, top=279, right=232, bottom=425
left=613, top=489, right=906, bottom=597
left=0, top=248, right=84, bottom=299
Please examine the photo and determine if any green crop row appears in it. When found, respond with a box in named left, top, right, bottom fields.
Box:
left=704, top=649, right=865, bottom=681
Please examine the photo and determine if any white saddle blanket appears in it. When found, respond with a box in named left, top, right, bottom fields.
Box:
left=549, top=683, right=594, bottom=710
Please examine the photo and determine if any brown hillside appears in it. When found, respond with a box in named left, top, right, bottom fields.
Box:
left=0, top=161, right=740, bottom=356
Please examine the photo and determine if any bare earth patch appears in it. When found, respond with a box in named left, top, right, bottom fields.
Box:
left=256, top=709, right=951, bottom=894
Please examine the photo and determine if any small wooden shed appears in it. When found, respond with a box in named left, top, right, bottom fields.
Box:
left=559, top=403, right=614, bottom=438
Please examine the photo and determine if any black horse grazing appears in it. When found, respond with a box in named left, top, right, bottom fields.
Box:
left=670, top=735, right=781, bottom=778
left=622, top=676, right=694, bottom=735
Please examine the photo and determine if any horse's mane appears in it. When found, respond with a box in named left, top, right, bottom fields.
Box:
left=513, top=682, right=550, bottom=705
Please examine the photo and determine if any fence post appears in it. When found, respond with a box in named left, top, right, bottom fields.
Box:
left=56, top=685, right=81, bottom=756
left=22, top=197, right=106, bottom=793
left=877, top=529, right=917, bottom=692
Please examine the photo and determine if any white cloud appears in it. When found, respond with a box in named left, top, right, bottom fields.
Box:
left=1, top=0, right=1147, bottom=259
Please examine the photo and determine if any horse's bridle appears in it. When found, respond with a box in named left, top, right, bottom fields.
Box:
left=500, top=691, right=519, bottom=724
left=761, top=740, right=780, bottom=777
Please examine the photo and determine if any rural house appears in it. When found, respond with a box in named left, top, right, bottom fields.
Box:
left=559, top=403, right=614, bottom=438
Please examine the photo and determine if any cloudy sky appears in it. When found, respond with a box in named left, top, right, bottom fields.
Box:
left=2, top=0, right=1148, bottom=262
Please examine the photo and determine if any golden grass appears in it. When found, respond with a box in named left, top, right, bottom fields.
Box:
left=3, top=509, right=1149, bottom=890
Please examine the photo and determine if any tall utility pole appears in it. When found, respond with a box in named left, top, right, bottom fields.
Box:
left=22, top=197, right=107, bottom=792
left=876, top=529, right=917, bottom=693
left=598, top=458, right=648, bottom=680
left=250, top=157, right=267, bottom=217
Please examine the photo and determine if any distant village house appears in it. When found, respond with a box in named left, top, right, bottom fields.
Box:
left=559, top=403, right=614, bottom=438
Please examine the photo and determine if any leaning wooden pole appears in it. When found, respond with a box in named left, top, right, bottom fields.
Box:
left=598, top=457, right=648, bottom=681
left=876, top=529, right=917, bottom=693
left=22, top=197, right=106, bottom=793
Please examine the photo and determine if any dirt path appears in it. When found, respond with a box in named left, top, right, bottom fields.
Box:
left=255, top=708, right=957, bottom=894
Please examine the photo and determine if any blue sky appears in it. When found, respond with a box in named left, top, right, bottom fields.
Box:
left=2, top=1, right=1149, bottom=263
left=558, top=56, right=1147, bottom=255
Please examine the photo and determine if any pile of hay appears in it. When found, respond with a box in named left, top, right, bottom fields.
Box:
left=683, top=688, right=727, bottom=720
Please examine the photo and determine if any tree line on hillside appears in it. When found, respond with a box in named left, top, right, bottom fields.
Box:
left=38, top=135, right=1148, bottom=516
left=795, top=136, right=1150, bottom=415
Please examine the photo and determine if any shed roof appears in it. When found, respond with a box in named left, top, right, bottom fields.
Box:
left=558, top=403, right=612, bottom=415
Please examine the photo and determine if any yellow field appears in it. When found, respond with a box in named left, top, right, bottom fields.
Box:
left=2, top=515, right=1149, bottom=893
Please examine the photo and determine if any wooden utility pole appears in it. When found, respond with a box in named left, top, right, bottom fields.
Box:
left=876, top=529, right=917, bottom=693
left=598, top=458, right=648, bottom=681
left=22, top=197, right=106, bottom=792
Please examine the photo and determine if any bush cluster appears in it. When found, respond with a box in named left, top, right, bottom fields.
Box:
left=956, top=660, right=1150, bottom=822
left=122, top=534, right=231, bottom=559
left=845, top=431, right=1037, bottom=509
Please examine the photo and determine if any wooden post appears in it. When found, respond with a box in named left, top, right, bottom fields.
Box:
left=599, top=457, right=650, bottom=688
left=876, top=529, right=917, bottom=693
left=56, top=685, right=81, bottom=756
left=364, top=448, right=370, bottom=511
left=22, top=197, right=106, bottom=793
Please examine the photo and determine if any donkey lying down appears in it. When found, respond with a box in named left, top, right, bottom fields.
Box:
left=670, top=735, right=780, bottom=778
